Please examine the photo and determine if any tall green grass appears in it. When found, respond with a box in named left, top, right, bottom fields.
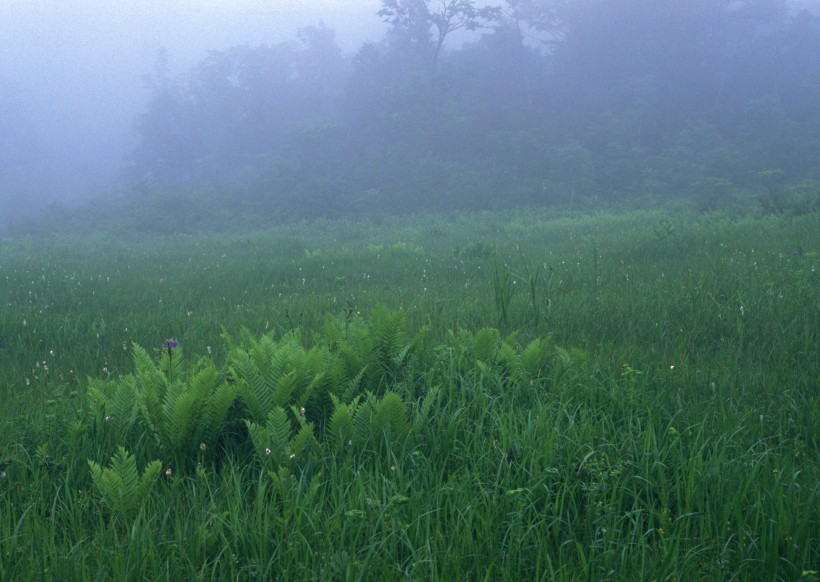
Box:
left=0, top=207, right=817, bottom=580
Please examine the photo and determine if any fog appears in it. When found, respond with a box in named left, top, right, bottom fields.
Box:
left=2, top=0, right=818, bottom=233
left=1, top=0, right=384, bottom=218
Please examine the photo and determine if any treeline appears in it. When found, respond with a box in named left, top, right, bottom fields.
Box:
left=26, top=0, right=820, bottom=233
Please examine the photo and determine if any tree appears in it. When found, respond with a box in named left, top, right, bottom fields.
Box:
left=379, top=0, right=501, bottom=69
left=131, top=29, right=348, bottom=189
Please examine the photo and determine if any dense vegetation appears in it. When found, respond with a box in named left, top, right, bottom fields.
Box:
left=1, top=207, right=817, bottom=579
left=1, top=1, right=817, bottom=579
left=8, top=0, right=819, bottom=235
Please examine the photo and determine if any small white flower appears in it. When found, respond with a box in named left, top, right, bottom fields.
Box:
left=265, top=448, right=271, bottom=456
left=165, top=468, right=172, bottom=477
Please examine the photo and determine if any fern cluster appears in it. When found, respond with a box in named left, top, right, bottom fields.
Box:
left=227, top=330, right=326, bottom=423
left=88, top=344, right=238, bottom=469
left=85, top=310, right=564, bottom=479
left=245, top=406, right=317, bottom=467
left=443, top=327, right=553, bottom=381
left=435, top=327, right=590, bottom=404
left=321, top=304, right=427, bottom=396
left=87, top=307, right=430, bottom=474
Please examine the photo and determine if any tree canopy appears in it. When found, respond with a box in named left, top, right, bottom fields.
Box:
left=45, top=0, right=819, bottom=233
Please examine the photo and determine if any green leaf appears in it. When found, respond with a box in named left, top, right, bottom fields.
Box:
left=88, top=447, right=161, bottom=523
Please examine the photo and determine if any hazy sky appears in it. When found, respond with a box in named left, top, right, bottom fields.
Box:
left=0, top=0, right=385, bottom=202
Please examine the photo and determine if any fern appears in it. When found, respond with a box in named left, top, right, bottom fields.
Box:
left=88, top=447, right=162, bottom=523
left=521, top=338, right=550, bottom=379
left=473, top=327, right=501, bottom=364
left=91, top=344, right=238, bottom=468
left=229, top=331, right=325, bottom=423
left=327, top=350, right=367, bottom=402
left=555, top=346, right=572, bottom=368
left=413, top=386, right=441, bottom=434
left=374, top=391, right=411, bottom=446
left=326, top=394, right=361, bottom=451
left=368, top=305, right=408, bottom=383
left=289, top=423, right=317, bottom=460
left=352, top=396, right=376, bottom=447
left=107, top=377, right=139, bottom=434
left=246, top=406, right=317, bottom=467
left=88, top=376, right=139, bottom=444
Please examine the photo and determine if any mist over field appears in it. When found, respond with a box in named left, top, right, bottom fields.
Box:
left=1, top=3, right=818, bottom=579
left=0, top=0, right=818, bottom=229
left=0, top=0, right=384, bottom=221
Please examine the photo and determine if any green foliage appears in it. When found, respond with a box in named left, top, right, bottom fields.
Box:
left=349, top=391, right=411, bottom=452
left=520, top=338, right=551, bottom=379
left=245, top=406, right=317, bottom=467
left=326, top=386, right=440, bottom=455
left=473, top=327, right=500, bottom=363
left=90, top=344, right=239, bottom=468
left=445, top=326, right=560, bottom=389
left=1, top=208, right=817, bottom=580
left=227, top=331, right=326, bottom=423
left=321, top=306, right=425, bottom=395
left=367, top=305, right=426, bottom=385
left=88, top=447, right=162, bottom=523
left=326, top=393, right=361, bottom=452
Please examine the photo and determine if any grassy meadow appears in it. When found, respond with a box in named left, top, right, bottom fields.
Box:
left=0, top=207, right=817, bottom=580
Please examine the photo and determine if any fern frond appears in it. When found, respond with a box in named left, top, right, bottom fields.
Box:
left=413, top=386, right=441, bottom=434
left=343, top=365, right=368, bottom=402
left=165, top=390, right=197, bottom=453
left=209, top=382, right=239, bottom=441
left=369, top=305, right=407, bottom=378
left=132, top=343, right=160, bottom=388
left=352, top=394, right=376, bottom=447
left=88, top=447, right=161, bottom=522
left=271, top=371, right=298, bottom=409
left=374, top=391, right=411, bottom=445
left=555, top=346, right=572, bottom=367
left=521, top=338, right=550, bottom=378
left=247, top=407, right=293, bottom=465
left=105, top=376, right=139, bottom=439
left=288, top=423, right=316, bottom=460
left=496, top=342, right=519, bottom=375
left=326, top=394, right=361, bottom=451
left=229, top=352, right=266, bottom=421
left=136, top=460, right=163, bottom=504
left=473, top=327, right=500, bottom=363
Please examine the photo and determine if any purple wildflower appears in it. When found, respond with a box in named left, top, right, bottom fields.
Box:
left=163, top=338, right=179, bottom=350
